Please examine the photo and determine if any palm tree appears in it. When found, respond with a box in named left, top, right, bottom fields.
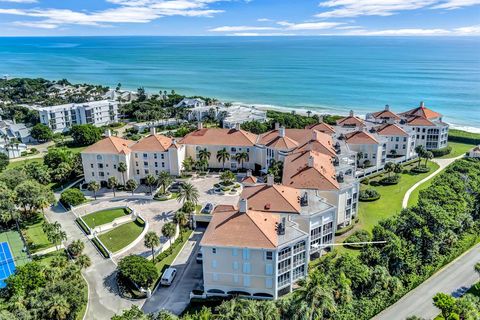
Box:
left=125, top=179, right=138, bottom=196
left=174, top=211, right=188, bottom=227
left=384, top=162, right=394, bottom=177
left=292, top=269, right=336, bottom=320
left=220, top=170, right=235, bottom=185
left=424, top=151, right=433, bottom=166
left=144, top=174, right=157, bottom=195
left=118, top=162, right=127, bottom=185
left=157, top=171, right=173, bottom=194
left=43, top=222, right=67, bottom=251
left=47, top=295, right=71, bottom=320
left=216, top=148, right=230, bottom=170
left=107, top=176, right=118, bottom=197
left=87, top=181, right=100, bottom=200
left=415, top=145, right=426, bottom=168
left=306, top=110, right=312, bottom=117
left=76, top=254, right=91, bottom=269
left=195, top=159, right=208, bottom=172
left=235, top=151, right=249, bottom=170
left=144, top=231, right=160, bottom=260
left=162, top=222, right=176, bottom=247
left=356, top=152, right=364, bottom=166
left=393, top=163, right=402, bottom=175
left=177, top=182, right=199, bottom=205
left=198, top=148, right=211, bottom=161
left=182, top=156, right=194, bottom=173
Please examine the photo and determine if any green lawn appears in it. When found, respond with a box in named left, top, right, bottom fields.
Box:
left=6, top=158, right=42, bottom=170
left=33, top=249, right=68, bottom=266
left=0, top=229, right=30, bottom=266
left=437, top=142, right=475, bottom=159
left=21, top=214, right=54, bottom=253
left=408, top=176, right=435, bottom=207
left=358, top=161, right=440, bottom=232
left=98, top=218, right=145, bottom=253
left=82, top=207, right=131, bottom=228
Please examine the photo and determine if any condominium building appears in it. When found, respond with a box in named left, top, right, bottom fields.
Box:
left=37, top=100, right=119, bottom=132
left=201, top=199, right=309, bottom=299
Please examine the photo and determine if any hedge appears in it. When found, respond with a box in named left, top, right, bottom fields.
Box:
left=75, top=218, right=91, bottom=235
left=410, top=166, right=431, bottom=174
left=430, top=146, right=452, bottom=157
left=92, top=237, right=109, bottom=258
left=448, top=129, right=480, bottom=145
left=335, top=223, right=355, bottom=236
left=359, top=189, right=381, bottom=202
left=379, top=174, right=400, bottom=185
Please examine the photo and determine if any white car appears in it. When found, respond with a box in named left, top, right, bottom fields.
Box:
left=160, top=267, right=177, bottom=286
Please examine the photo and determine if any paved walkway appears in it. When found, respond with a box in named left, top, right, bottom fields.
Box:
left=374, top=243, right=480, bottom=320
left=401, top=155, right=465, bottom=208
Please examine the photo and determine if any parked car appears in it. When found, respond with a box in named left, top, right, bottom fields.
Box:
left=168, top=182, right=183, bottom=193
left=160, top=267, right=177, bottom=286
left=201, top=203, right=214, bottom=214
left=196, top=251, right=203, bottom=263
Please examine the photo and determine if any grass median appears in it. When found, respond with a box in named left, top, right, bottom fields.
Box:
left=82, top=207, right=131, bottom=229
left=98, top=218, right=145, bottom=253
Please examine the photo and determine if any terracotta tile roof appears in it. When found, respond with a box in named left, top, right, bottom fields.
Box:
left=283, top=150, right=339, bottom=191
left=405, top=116, right=435, bottom=126
left=82, top=136, right=135, bottom=155
left=241, top=184, right=301, bottom=214
left=371, top=108, right=401, bottom=121
left=337, top=115, right=365, bottom=127
left=200, top=209, right=280, bottom=249
left=305, top=122, right=336, bottom=134
left=241, top=175, right=258, bottom=185
left=130, top=134, right=175, bottom=152
left=213, top=205, right=237, bottom=213
left=375, top=124, right=408, bottom=136
left=345, top=131, right=378, bottom=144
left=180, top=128, right=257, bottom=146
left=294, top=130, right=336, bottom=157
left=401, top=104, right=441, bottom=120
left=258, top=130, right=299, bottom=150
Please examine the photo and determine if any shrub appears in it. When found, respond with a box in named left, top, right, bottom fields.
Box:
left=360, top=178, right=370, bottom=185
left=410, top=166, right=431, bottom=174
left=359, top=189, right=381, bottom=202
left=344, top=230, right=371, bottom=249
left=430, top=146, right=452, bottom=157
left=76, top=218, right=91, bottom=235
left=67, top=239, right=85, bottom=257
left=379, top=174, right=400, bottom=185
left=118, top=255, right=158, bottom=288
left=335, top=223, right=355, bottom=236
left=92, top=237, right=108, bottom=257
left=60, top=188, right=86, bottom=207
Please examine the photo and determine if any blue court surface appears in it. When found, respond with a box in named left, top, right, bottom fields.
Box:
left=0, top=242, right=16, bottom=288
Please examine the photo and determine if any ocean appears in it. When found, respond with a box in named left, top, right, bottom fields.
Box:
left=0, top=36, right=479, bottom=131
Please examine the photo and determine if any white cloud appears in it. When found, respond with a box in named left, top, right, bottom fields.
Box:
left=278, top=21, right=344, bottom=30
left=0, top=0, right=37, bottom=3
left=209, top=25, right=278, bottom=32
left=316, top=0, right=437, bottom=18
left=453, top=24, right=480, bottom=34
left=432, top=0, right=480, bottom=9
left=0, top=0, right=226, bottom=29
left=257, top=18, right=271, bottom=22
left=229, top=32, right=297, bottom=36
left=340, top=26, right=480, bottom=35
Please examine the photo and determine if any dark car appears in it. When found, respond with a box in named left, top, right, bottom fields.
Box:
left=196, top=251, right=203, bottom=263
left=201, top=203, right=214, bottom=214
left=168, top=182, right=183, bottom=193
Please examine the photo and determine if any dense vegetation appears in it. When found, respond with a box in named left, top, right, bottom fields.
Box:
left=449, top=129, right=480, bottom=145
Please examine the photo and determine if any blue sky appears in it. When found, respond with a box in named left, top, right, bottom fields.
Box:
left=0, top=0, right=479, bottom=36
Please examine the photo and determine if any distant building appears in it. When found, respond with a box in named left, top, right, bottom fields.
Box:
left=187, top=105, right=267, bottom=128
left=36, top=100, right=119, bottom=133
left=175, top=98, right=205, bottom=108
left=0, top=119, right=34, bottom=144
left=467, top=145, right=480, bottom=158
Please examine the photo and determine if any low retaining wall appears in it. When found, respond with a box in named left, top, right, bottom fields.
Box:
left=111, top=214, right=149, bottom=258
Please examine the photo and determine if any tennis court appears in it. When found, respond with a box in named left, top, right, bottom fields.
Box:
left=0, top=230, right=30, bottom=288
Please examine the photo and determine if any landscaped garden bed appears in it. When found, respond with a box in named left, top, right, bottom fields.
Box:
left=82, top=207, right=132, bottom=228
left=97, top=218, right=145, bottom=253
left=153, top=191, right=179, bottom=201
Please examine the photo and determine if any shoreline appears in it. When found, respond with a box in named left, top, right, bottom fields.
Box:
left=230, top=101, right=480, bottom=134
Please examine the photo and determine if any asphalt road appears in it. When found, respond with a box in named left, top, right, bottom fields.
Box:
left=374, top=243, right=480, bottom=320
left=142, top=229, right=204, bottom=316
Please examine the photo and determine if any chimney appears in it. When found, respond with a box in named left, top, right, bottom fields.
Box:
left=419, top=101, right=425, bottom=108
left=311, top=130, right=318, bottom=141
left=150, top=127, right=156, bottom=135
left=239, top=198, right=248, bottom=213
left=277, top=217, right=286, bottom=235
left=105, top=129, right=112, bottom=137
left=267, top=174, right=274, bottom=186
left=279, top=126, right=285, bottom=138
left=235, top=123, right=241, bottom=131
left=385, top=104, right=390, bottom=111
left=197, top=122, right=203, bottom=130
left=274, top=122, right=280, bottom=130
left=246, top=169, right=252, bottom=177
left=308, top=155, right=315, bottom=168
left=349, top=110, right=354, bottom=117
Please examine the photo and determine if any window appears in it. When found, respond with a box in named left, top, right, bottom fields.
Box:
left=90, top=164, right=94, bottom=168
left=143, top=153, right=148, bottom=158
left=265, top=264, right=273, bottom=275
left=99, top=172, right=105, bottom=177
left=243, top=262, right=251, bottom=274
left=212, top=248, right=216, bottom=254
left=265, top=251, right=273, bottom=260
left=155, top=162, right=158, bottom=167
left=243, top=276, right=250, bottom=287
left=233, top=261, right=239, bottom=270
left=395, top=137, right=399, bottom=142
left=395, top=144, right=398, bottom=149
left=135, top=153, right=138, bottom=158
left=135, top=162, right=139, bottom=167
left=143, top=161, right=148, bottom=166
left=113, top=164, right=117, bottom=169
left=98, top=163, right=103, bottom=169
left=145, top=170, right=149, bottom=174
left=403, top=137, right=407, bottom=142
left=96, top=155, right=102, bottom=161
left=162, top=162, right=165, bottom=168
left=242, top=248, right=250, bottom=260
left=155, top=170, right=159, bottom=175
left=154, top=154, right=157, bottom=159
left=231, top=147, right=237, bottom=153
left=161, top=154, right=165, bottom=160
left=136, top=170, right=140, bottom=174
left=91, top=172, right=95, bottom=177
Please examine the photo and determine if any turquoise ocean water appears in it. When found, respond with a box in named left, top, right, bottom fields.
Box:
left=0, top=36, right=479, bottom=130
